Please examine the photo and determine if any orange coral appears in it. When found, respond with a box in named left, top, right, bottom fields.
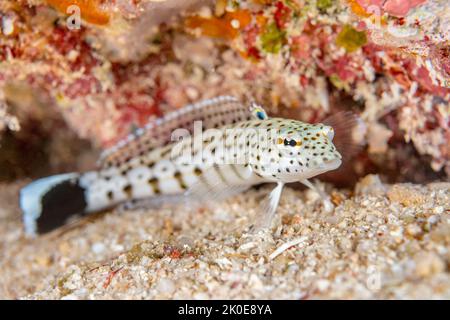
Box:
left=185, top=10, right=252, bottom=40
left=46, top=0, right=110, bottom=25
left=346, top=0, right=373, bottom=18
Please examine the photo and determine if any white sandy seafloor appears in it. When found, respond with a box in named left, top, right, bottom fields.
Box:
left=0, top=175, right=449, bottom=299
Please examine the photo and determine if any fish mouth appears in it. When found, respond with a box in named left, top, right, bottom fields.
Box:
left=321, top=158, right=342, bottom=171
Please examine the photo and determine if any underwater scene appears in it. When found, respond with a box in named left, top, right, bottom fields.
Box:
left=0, top=0, right=449, bottom=299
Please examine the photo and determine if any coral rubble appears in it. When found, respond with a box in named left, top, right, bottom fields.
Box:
left=0, top=177, right=448, bottom=299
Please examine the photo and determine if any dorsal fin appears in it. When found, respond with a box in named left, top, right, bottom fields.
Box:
left=98, top=96, right=253, bottom=168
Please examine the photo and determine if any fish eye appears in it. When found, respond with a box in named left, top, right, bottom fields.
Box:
left=283, top=138, right=298, bottom=147
left=278, top=136, right=302, bottom=147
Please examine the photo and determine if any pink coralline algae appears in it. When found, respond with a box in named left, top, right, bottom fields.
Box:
left=356, top=0, right=427, bottom=17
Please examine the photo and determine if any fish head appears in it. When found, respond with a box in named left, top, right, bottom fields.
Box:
left=251, top=120, right=342, bottom=183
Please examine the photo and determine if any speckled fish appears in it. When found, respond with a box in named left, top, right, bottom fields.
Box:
left=20, top=96, right=352, bottom=236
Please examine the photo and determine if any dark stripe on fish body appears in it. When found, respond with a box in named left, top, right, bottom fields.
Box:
left=123, top=184, right=133, bottom=198
left=174, top=171, right=188, bottom=190
left=148, top=177, right=160, bottom=195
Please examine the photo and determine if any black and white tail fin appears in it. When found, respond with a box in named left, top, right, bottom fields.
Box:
left=19, top=173, right=88, bottom=236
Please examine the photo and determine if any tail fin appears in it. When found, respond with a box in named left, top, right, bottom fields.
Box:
left=20, top=173, right=88, bottom=236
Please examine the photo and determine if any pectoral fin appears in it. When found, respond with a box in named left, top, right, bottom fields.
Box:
left=254, top=182, right=284, bottom=231
left=186, top=164, right=254, bottom=203
left=301, top=179, right=334, bottom=212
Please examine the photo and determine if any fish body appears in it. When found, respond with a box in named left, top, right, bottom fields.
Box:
left=20, top=96, right=342, bottom=235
